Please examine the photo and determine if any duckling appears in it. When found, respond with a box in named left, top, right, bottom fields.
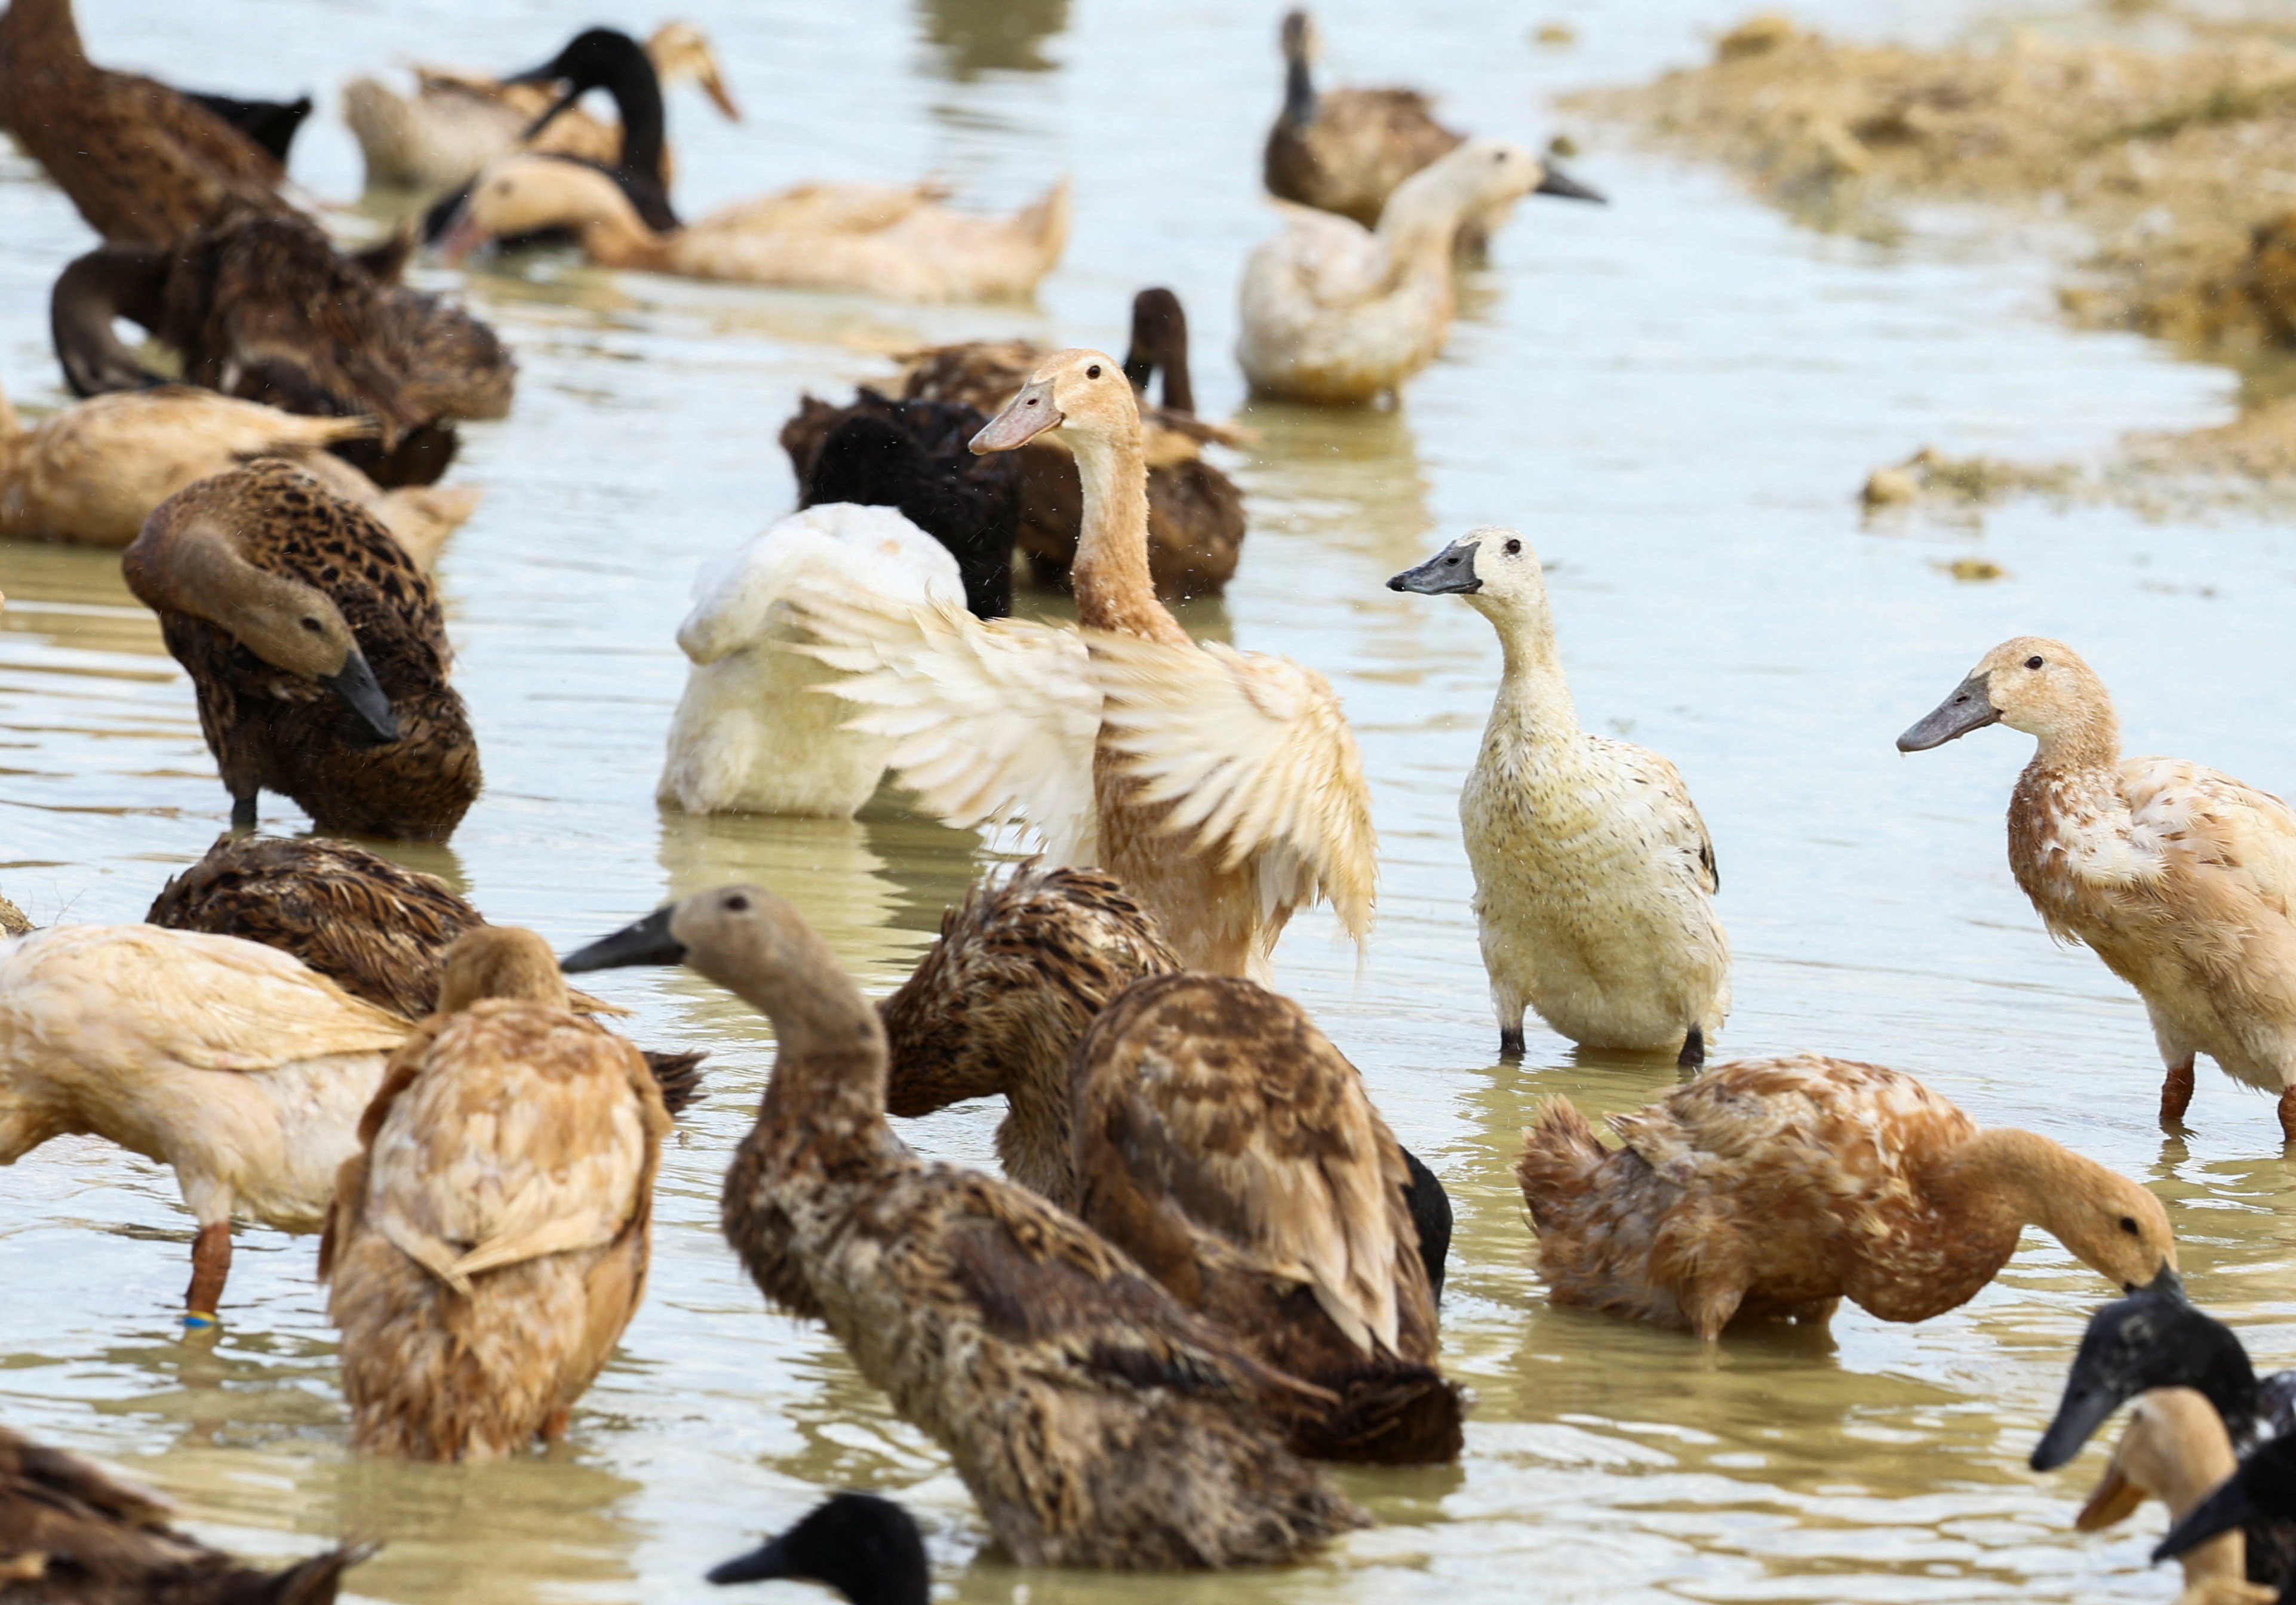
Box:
left=657, top=503, right=966, bottom=818
left=898, top=289, right=1247, bottom=600
left=1389, top=530, right=1729, bottom=1065
left=1238, top=138, right=1594, bottom=404
left=0, top=923, right=409, bottom=1320
left=801, top=349, right=1375, bottom=979
left=708, top=1493, right=927, bottom=1603
left=0, top=0, right=295, bottom=245
left=122, top=460, right=482, bottom=841
left=2159, top=1432, right=2296, bottom=1591
left=144, top=834, right=706, bottom=1114
left=2073, top=1388, right=2278, bottom=1605
left=0, top=1422, right=365, bottom=1604
left=439, top=155, right=1070, bottom=305
left=778, top=393, right=1020, bottom=617
left=1516, top=1053, right=2177, bottom=1340
left=563, top=884, right=1367, bottom=1568
left=321, top=927, right=670, bottom=1461
left=1899, top=637, right=2296, bottom=1140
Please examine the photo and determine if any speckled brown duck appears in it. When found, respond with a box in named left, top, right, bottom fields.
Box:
left=52, top=211, right=515, bottom=488
left=0, top=1422, right=365, bottom=1603
left=146, top=834, right=705, bottom=1114
left=564, top=884, right=1367, bottom=1569
left=0, top=0, right=296, bottom=245
left=121, top=460, right=480, bottom=841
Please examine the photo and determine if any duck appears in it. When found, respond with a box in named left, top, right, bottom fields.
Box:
left=0, top=0, right=296, bottom=245
left=898, top=288, right=1247, bottom=600
left=343, top=21, right=739, bottom=199
left=1388, top=530, right=1729, bottom=1065
left=777, top=393, right=1020, bottom=617
left=0, top=1422, right=365, bottom=1604
left=2071, top=1388, right=2279, bottom=1605
left=800, top=348, right=1375, bottom=979
left=121, top=460, right=482, bottom=840
left=179, top=90, right=312, bottom=167
left=51, top=211, right=517, bottom=489
left=1514, top=1053, right=2177, bottom=1340
left=657, top=503, right=967, bottom=818
left=321, top=927, right=670, bottom=1461
left=1238, top=137, right=1597, bottom=404
left=0, top=923, right=410, bottom=1321
left=1898, top=637, right=2296, bottom=1141
left=145, top=834, right=706, bottom=1114
left=439, top=154, right=1071, bottom=305
left=708, top=1493, right=927, bottom=1603
left=563, top=883, right=1367, bottom=1568
left=2159, top=1432, right=2296, bottom=1594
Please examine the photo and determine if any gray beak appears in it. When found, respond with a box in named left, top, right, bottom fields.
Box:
left=1534, top=162, right=1607, bottom=204
left=1897, top=672, right=1999, bottom=752
left=970, top=379, right=1061, bottom=453
left=561, top=905, right=685, bottom=972
left=706, top=1530, right=796, bottom=1585
left=320, top=650, right=399, bottom=743
left=1388, top=542, right=1482, bottom=595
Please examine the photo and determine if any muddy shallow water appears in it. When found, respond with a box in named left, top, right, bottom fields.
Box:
left=4, top=1, right=2295, bottom=1601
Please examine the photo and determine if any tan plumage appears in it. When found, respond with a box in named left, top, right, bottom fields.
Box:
left=1516, top=1054, right=2178, bottom=1340
left=322, top=928, right=668, bottom=1461
left=0, top=1422, right=364, bottom=1604
left=800, top=349, right=1374, bottom=979
left=441, top=155, right=1069, bottom=304
left=0, top=0, right=294, bottom=245
left=564, top=884, right=1367, bottom=1568
left=1899, top=637, right=2296, bottom=1140
left=0, top=923, right=410, bottom=1317
left=342, top=21, right=739, bottom=195
left=1390, top=529, right=1729, bottom=1062
left=2073, top=1388, right=2275, bottom=1605
left=0, top=895, right=27, bottom=937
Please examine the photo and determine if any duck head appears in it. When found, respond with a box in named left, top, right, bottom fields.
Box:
left=969, top=348, right=1139, bottom=456
left=1388, top=527, right=1551, bottom=628
left=708, top=1492, right=928, bottom=1603
left=437, top=926, right=569, bottom=1013
left=646, top=21, right=742, bottom=121
left=1897, top=636, right=2118, bottom=760
left=2030, top=1271, right=2258, bottom=1471
left=1122, top=288, right=1194, bottom=414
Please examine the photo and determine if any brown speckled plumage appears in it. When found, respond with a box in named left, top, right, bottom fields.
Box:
left=122, top=460, right=481, bottom=841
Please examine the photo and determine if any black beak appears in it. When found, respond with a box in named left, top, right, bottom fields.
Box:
left=1388, top=542, right=1482, bottom=595
left=1534, top=162, right=1607, bottom=204
left=2153, top=1474, right=2256, bottom=1564
left=2029, top=1380, right=2127, bottom=1472
left=319, top=650, right=399, bottom=743
left=561, top=905, right=685, bottom=973
left=517, top=82, right=585, bottom=143
left=1897, top=671, right=2000, bottom=752
left=706, top=1530, right=796, bottom=1586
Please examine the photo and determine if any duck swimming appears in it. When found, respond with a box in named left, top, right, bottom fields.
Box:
left=1899, top=637, right=2296, bottom=1140
left=564, top=884, right=1366, bottom=1568
left=708, top=1493, right=927, bottom=1604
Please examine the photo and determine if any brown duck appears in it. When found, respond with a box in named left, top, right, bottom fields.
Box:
left=121, top=460, right=480, bottom=840
left=0, top=0, right=295, bottom=245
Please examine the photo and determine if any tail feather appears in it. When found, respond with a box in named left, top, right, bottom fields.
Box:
left=1514, top=1096, right=1607, bottom=1236
left=641, top=1048, right=708, bottom=1117
left=1290, top=1364, right=1466, bottom=1465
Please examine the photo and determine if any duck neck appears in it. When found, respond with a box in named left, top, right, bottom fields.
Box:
left=120, top=519, right=309, bottom=632
left=1281, top=42, right=1315, bottom=127
left=0, top=376, right=19, bottom=441
left=1069, top=425, right=1186, bottom=644
left=1480, top=597, right=1582, bottom=745
left=2029, top=702, right=2122, bottom=773
left=1925, top=1128, right=2106, bottom=1256
left=0, top=0, right=84, bottom=67
left=1154, top=314, right=1195, bottom=415
left=1375, top=174, right=1473, bottom=282
left=592, top=53, right=669, bottom=183
left=699, top=929, right=896, bottom=1158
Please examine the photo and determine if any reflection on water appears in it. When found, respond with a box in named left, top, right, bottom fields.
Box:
left=916, top=0, right=1068, bottom=78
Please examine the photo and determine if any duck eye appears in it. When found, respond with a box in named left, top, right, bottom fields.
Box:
left=724, top=893, right=749, bottom=912
left=2025, top=655, right=2045, bottom=670
left=300, top=616, right=324, bottom=633
left=2118, top=1216, right=2139, bottom=1235
left=1505, top=539, right=1522, bottom=555
left=1086, top=364, right=1102, bottom=380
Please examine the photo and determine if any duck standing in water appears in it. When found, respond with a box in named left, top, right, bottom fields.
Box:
left=1390, top=530, right=1728, bottom=1064
left=564, top=884, right=1366, bottom=1567
left=1899, top=637, right=2296, bottom=1140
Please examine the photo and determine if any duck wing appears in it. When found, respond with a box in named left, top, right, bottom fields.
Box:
left=796, top=590, right=1101, bottom=862
left=1087, top=635, right=1376, bottom=947
left=702, top=180, right=950, bottom=237
left=1588, top=734, right=1721, bottom=895
left=2119, top=757, right=2296, bottom=923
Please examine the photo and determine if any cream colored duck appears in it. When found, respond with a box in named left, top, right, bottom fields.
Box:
left=658, top=503, right=967, bottom=817
left=439, top=155, right=1070, bottom=305
left=800, top=349, right=1375, bottom=978
left=1390, top=530, right=1728, bottom=1065
left=0, top=924, right=409, bottom=1322
left=1899, top=637, right=2296, bottom=1140
left=342, top=21, right=739, bottom=195
left=1238, top=137, right=1550, bottom=404
left=1516, top=1053, right=2177, bottom=1340
left=2073, top=1388, right=2276, bottom=1605
left=322, top=928, right=669, bottom=1461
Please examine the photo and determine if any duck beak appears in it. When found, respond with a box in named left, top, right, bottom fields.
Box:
left=518, top=82, right=584, bottom=143
left=1388, top=542, right=1482, bottom=595
left=699, top=64, right=742, bottom=121
left=1533, top=162, right=1607, bottom=204
left=706, top=1530, right=795, bottom=1586
left=436, top=204, right=488, bottom=267
left=561, top=905, right=686, bottom=972
left=971, top=380, right=1061, bottom=453
left=1897, top=672, right=1999, bottom=752
left=320, top=650, right=399, bottom=743
left=2153, top=1474, right=2255, bottom=1563
left=2074, top=1462, right=2143, bottom=1532
left=2030, top=1375, right=2128, bottom=1472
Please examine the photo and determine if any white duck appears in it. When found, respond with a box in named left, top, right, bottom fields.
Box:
left=0, top=924, right=410, bottom=1323
left=801, top=348, right=1374, bottom=978
left=1390, top=530, right=1729, bottom=1063
left=659, top=503, right=967, bottom=818
left=1900, top=637, right=2296, bottom=1142
left=1238, top=137, right=1569, bottom=404
left=440, top=155, right=1070, bottom=305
